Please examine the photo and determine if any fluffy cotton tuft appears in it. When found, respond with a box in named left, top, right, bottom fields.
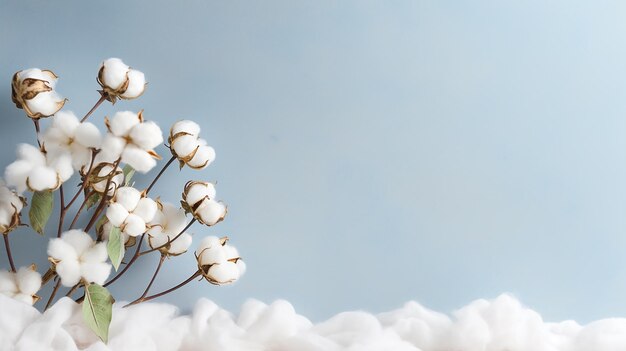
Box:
left=182, top=181, right=225, bottom=226
left=40, top=111, right=102, bottom=171
left=11, top=68, right=66, bottom=119
left=47, top=230, right=111, bottom=287
left=196, top=236, right=244, bottom=285
left=0, top=266, right=41, bottom=305
left=147, top=202, right=192, bottom=256
left=98, top=58, right=146, bottom=101
left=97, top=111, right=163, bottom=173
left=169, top=119, right=215, bottom=170
left=4, top=144, right=74, bottom=192
left=0, top=181, right=24, bottom=234
left=105, top=186, right=157, bottom=237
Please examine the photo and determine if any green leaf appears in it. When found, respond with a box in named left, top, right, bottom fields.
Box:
left=122, top=164, right=135, bottom=186
left=29, top=191, right=54, bottom=235
left=107, top=226, right=124, bottom=271
left=85, top=192, right=101, bottom=210
left=82, top=283, right=114, bottom=343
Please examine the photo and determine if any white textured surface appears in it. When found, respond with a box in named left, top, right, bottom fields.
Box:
left=3, top=293, right=626, bottom=350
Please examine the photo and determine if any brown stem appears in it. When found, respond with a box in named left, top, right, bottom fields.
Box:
left=137, top=254, right=165, bottom=300
left=139, top=218, right=196, bottom=256
left=65, top=283, right=80, bottom=298
left=33, top=119, right=41, bottom=147
left=145, top=155, right=176, bottom=195
left=65, top=149, right=99, bottom=211
left=84, top=159, right=121, bottom=232
left=44, top=279, right=61, bottom=311
left=81, top=95, right=106, bottom=123
left=2, top=234, right=16, bottom=272
left=103, top=233, right=145, bottom=287
left=124, top=270, right=201, bottom=307
left=69, top=190, right=94, bottom=229
left=41, top=268, right=56, bottom=286
left=56, top=185, right=66, bottom=238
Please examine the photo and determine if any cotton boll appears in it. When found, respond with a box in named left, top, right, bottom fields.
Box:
left=27, top=166, right=58, bottom=191
left=0, top=271, right=17, bottom=294
left=171, top=135, right=199, bottom=159
left=195, top=199, right=226, bottom=226
left=187, top=144, right=215, bottom=169
left=122, top=144, right=157, bottom=173
left=17, top=144, right=46, bottom=166
left=74, top=122, right=102, bottom=149
left=197, top=236, right=221, bottom=251
left=129, top=121, right=163, bottom=150
left=167, top=233, right=192, bottom=255
left=184, top=182, right=217, bottom=207
left=106, top=203, right=130, bottom=227
left=120, top=69, right=146, bottom=99
left=80, top=262, right=111, bottom=285
left=62, top=230, right=94, bottom=256
left=198, top=246, right=226, bottom=266
left=100, top=58, right=130, bottom=90
left=55, top=260, right=81, bottom=287
left=123, top=213, right=147, bottom=237
left=108, top=111, right=141, bottom=137
left=51, top=111, right=80, bottom=137
left=47, top=238, right=78, bottom=262
left=114, top=187, right=142, bottom=211
left=207, top=262, right=239, bottom=284
left=134, top=198, right=158, bottom=222
left=171, top=120, right=201, bottom=137
left=48, top=153, right=74, bottom=182
left=25, top=91, right=64, bottom=117
left=91, top=165, right=124, bottom=195
left=81, top=244, right=108, bottom=264
left=223, top=245, right=239, bottom=260
left=15, top=267, right=41, bottom=296
left=97, top=134, right=126, bottom=163
left=4, top=160, right=32, bottom=193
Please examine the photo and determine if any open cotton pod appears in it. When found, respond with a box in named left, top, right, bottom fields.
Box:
left=0, top=181, right=25, bottom=235
left=195, top=236, right=245, bottom=285
left=97, top=58, right=146, bottom=103
left=168, top=120, right=216, bottom=170
left=0, top=265, right=42, bottom=305
left=181, top=181, right=226, bottom=226
left=11, top=68, right=66, bottom=119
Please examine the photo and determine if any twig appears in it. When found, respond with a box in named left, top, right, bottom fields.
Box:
left=57, top=185, right=65, bottom=238
left=44, top=279, right=61, bottom=311
left=81, top=95, right=106, bottom=123
left=124, top=270, right=201, bottom=307
left=2, top=234, right=16, bottom=272
left=145, top=155, right=176, bottom=195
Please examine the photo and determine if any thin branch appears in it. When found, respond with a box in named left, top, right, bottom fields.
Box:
left=57, top=185, right=65, bottom=238
left=136, top=254, right=165, bottom=301
left=139, top=218, right=196, bottom=256
left=124, top=270, right=201, bottom=307
left=145, top=155, right=176, bottom=195
left=2, top=234, right=16, bottom=272
left=65, top=149, right=99, bottom=211
left=69, top=190, right=94, bottom=229
left=103, top=233, right=145, bottom=287
left=44, top=279, right=61, bottom=311
left=33, top=119, right=41, bottom=147
left=65, top=283, right=80, bottom=298
left=81, top=95, right=106, bottom=123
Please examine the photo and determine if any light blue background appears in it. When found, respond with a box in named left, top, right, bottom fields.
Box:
left=2, top=1, right=626, bottom=323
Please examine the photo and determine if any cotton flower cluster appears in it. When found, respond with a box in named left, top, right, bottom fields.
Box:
left=97, top=58, right=146, bottom=102
left=5, top=144, right=73, bottom=193
left=169, top=120, right=216, bottom=170
left=40, top=111, right=102, bottom=171
left=195, top=236, right=245, bottom=285
left=47, top=230, right=111, bottom=287
left=98, top=110, right=163, bottom=173
left=0, top=266, right=41, bottom=305
left=11, top=68, right=66, bottom=119
left=0, top=182, right=24, bottom=234
left=182, top=181, right=226, bottom=226
left=147, top=201, right=192, bottom=256
left=106, top=186, right=157, bottom=237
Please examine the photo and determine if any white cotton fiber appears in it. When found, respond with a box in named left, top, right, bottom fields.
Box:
left=15, top=267, right=41, bottom=296
left=120, top=69, right=146, bottom=99
left=122, top=145, right=157, bottom=173
left=129, top=121, right=163, bottom=150
left=195, top=199, right=226, bottom=225
left=122, top=213, right=146, bottom=237
left=55, top=260, right=81, bottom=287
left=109, top=111, right=140, bottom=137
left=25, top=91, right=63, bottom=116
left=185, top=182, right=216, bottom=206
left=79, top=262, right=111, bottom=286
left=171, top=120, right=201, bottom=137
left=27, top=166, right=58, bottom=191
left=167, top=233, right=193, bottom=255
left=101, top=58, right=130, bottom=90
left=188, top=145, right=215, bottom=169
left=171, top=134, right=199, bottom=158
left=133, top=198, right=158, bottom=222
left=75, top=122, right=102, bottom=148
left=106, top=203, right=129, bottom=227
left=115, top=187, right=141, bottom=211
left=17, top=143, right=46, bottom=165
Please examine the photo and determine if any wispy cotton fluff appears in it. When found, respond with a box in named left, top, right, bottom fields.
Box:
left=0, top=181, right=24, bottom=234
left=11, top=68, right=66, bottom=119
left=47, top=230, right=111, bottom=287
left=97, top=110, right=163, bottom=173
left=5, top=293, right=626, bottom=351
left=4, top=143, right=73, bottom=192
left=0, top=266, right=41, bottom=305
left=97, top=58, right=146, bottom=101
left=40, top=111, right=102, bottom=171
left=105, top=186, right=157, bottom=237
left=182, top=181, right=226, bottom=226
left=196, top=236, right=245, bottom=285
left=169, top=120, right=216, bottom=170
left=147, top=201, right=192, bottom=256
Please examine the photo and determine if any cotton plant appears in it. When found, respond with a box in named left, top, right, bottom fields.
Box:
left=0, top=59, right=245, bottom=343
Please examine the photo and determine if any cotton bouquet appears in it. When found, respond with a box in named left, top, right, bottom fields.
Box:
left=2, top=59, right=245, bottom=342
